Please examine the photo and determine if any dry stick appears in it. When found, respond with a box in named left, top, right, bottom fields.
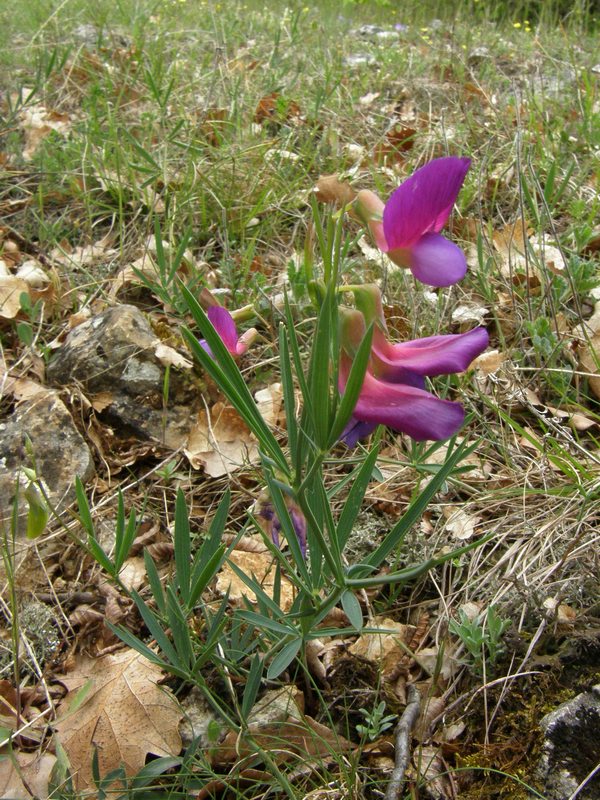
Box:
left=384, top=684, right=421, bottom=800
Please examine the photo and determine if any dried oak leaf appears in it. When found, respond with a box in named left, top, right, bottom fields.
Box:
left=313, top=175, right=356, bottom=207
left=216, top=551, right=296, bottom=611
left=576, top=302, right=600, bottom=401
left=349, top=616, right=416, bottom=680
left=255, top=382, right=285, bottom=429
left=18, top=102, right=72, bottom=161
left=185, top=402, right=259, bottom=476
left=54, top=649, right=182, bottom=791
left=0, top=276, right=29, bottom=319
left=0, top=751, right=56, bottom=800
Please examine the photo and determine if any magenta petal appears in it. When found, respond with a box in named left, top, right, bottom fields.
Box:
left=409, top=232, right=467, bottom=287
left=353, top=372, right=465, bottom=441
left=340, top=417, right=378, bottom=447
left=383, top=157, right=470, bottom=249
left=199, top=339, right=214, bottom=357
left=373, top=327, right=488, bottom=379
left=207, top=306, right=239, bottom=354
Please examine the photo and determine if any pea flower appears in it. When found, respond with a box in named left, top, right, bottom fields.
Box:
left=200, top=306, right=257, bottom=358
left=355, top=156, right=471, bottom=287
left=339, top=287, right=488, bottom=446
left=256, top=497, right=307, bottom=558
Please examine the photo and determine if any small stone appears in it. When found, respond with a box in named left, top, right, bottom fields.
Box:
left=47, top=305, right=159, bottom=395
left=46, top=304, right=196, bottom=449
left=179, top=687, right=222, bottom=748
left=343, top=54, right=377, bottom=68
left=0, top=393, right=95, bottom=535
left=535, top=687, right=600, bottom=800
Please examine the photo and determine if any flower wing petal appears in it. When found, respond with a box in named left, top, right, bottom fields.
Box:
left=340, top=417, right=379, bottom=447
left=383, top=156, right=470, bottom=249
left=409, top=232, right=467, bottom=287
left=373, top=326, right=488, bottom=378
left=353, top=372, right=465, bottom=441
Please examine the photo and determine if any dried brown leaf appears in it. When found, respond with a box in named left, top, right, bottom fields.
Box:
left=254, top=382, right=285, bottom=429
left=215, top=551, right=296, bottom=611
left=0, top=276, right=29, bottom=319
left=443, top=507, right=481, bottom=540
left=576, top=303, right=600, bottom=400
left=54, top=649, right=182, bottom=791
left=313, top=175, right=356, bottom=206
left=0, top=751, right=56, bottom=800
left=349, top=617, right=416, bottom=680
left=185, top=402, right=259, bottom=476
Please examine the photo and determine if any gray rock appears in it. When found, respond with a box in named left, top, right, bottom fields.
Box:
left=179, top=687, right=222, bottom=748
left=343, top=54, right=378, bottom=68
left=535, top=685, right=600, bottom=800
left=47, top=305, right=159, bottom=395
left=468, top=46, right=491, bottom=64
left=47, top=304, right=196, bottom=449
left=0, top=393, right=95, bottom=534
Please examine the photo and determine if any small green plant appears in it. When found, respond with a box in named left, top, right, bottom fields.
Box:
left=450, top=605, right=510, bottom=672
left=356, top=701, right=397, bottom=741
left=526, top=316, right=558, bottom=360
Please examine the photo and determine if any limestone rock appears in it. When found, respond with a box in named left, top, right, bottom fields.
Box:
left=0, top=393, right=95, bottom=533
left=535, top=685, right=600, bottom=800
left=47, top=305, right=196, bottom=449
left=47, top=305, right=160, bottom=395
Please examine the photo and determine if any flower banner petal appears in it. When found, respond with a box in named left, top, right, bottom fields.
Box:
left=383, top=156, right=470, bottom=250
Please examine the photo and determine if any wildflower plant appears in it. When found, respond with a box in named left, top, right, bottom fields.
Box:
left=180, top=157, right=489, bottom=679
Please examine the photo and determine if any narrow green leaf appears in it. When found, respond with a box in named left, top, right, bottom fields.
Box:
left=237, top=610, right=293, bottom=636
left=347, top=533, right=493, bottom=588
left=131, top=757, right=182, bottom=790
left=174, top=488, right=191, bottom=604
left=341, top=590, right=363, bottom=631
left=180, top=315, right=288, bottom=475
left=188, top=545, right=226, bottom=610
left=307, top=288, right=334, bottom=448
left=75, top=477, right=94, bottom=537
left=169, top=226, right=192, bottom=282
left=165, top=586, right=194, bottom=670
left=227, top=561, right=289, bottom=619
left=267, top=638, right=302, bottom=680
left=262, top=469, right=311, bottom=586
left=204, top=489, right=230, bottom=561
left=366, top=438, right=477, bottom=569
left=278, top=327, right=298, bottom=462
left=241, top=654, right=263, bottom=719
left=144, top=550, right=165, bottom=614
left=327, top=323, right=374, bottom=448
left=283, top=293, right=311, bottom=405
left=336, top=445, right=379, bottom=550
left=87, top=538, right=115, bottom=577
left=115, top=507, right=138, bottom=572
left=107, top=623, right=186, bottom=677
left=130, top=591, right=181, bottom=667
left=115, top=491, right=126, bottom=558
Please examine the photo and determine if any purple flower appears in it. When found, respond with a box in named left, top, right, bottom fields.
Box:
left=355, top=157, right=471, bottom=287
left=200, top=306, right=257, bottom=358
left=339, top=290, right=488, bottom=445
left=257, top=498, right=307, bottom=558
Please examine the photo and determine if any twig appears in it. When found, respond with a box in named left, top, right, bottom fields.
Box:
left=385, top=684, right=421, bottom=800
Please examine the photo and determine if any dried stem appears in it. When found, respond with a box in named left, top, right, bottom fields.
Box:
left=385, top=683, right=421, bottom=800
